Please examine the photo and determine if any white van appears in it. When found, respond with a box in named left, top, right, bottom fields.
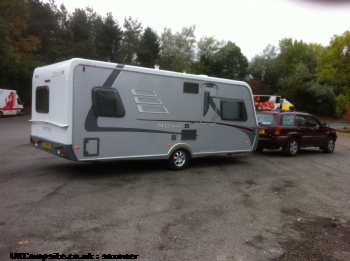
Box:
left=0, top=89, right=24, bottom=117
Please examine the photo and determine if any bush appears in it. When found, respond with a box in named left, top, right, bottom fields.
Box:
left=335, top=93, right=350, bottom=118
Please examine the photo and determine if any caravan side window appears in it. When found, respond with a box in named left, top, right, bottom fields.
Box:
left=220, top=99, right=247, bottom=121
left=36, top=86, right=49, bottom=113
left=92, top=87, right=125, bottom=118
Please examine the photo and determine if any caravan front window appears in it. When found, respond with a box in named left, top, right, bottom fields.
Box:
left=92, top=87, right=125, bottom=118
left=220, top=99, right=247, bottom=121
left=36, top=86, right=49, bottom=113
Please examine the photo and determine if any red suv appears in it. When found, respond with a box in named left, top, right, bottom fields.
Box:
left=256, top=111, right=337, bottom=156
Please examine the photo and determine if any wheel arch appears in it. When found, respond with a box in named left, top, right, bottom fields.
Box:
left=167, top=143, right=193, bottom=159
left=328, top=132, right=337, bottom=140
left=287, top=133, right=301, bottom=142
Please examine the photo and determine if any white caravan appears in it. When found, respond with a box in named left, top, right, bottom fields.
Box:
left=0, top=89, right=24, bottom=117
left=30, top=58, right=258, bottom=170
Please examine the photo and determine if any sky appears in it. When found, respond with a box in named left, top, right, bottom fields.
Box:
left=48, top=0, right=350, bottom=60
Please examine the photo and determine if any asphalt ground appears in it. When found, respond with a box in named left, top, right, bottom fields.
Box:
left=1, top=115, right=349, bottom=261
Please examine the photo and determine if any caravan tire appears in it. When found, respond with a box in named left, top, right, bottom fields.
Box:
left=168, top=149, right=189, bottom=170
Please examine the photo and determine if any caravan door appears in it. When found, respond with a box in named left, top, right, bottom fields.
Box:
left=199, top=85, right=218, bottom=151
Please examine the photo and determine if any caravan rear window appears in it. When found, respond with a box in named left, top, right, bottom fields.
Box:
left=220, top=99, right=247, bottom=121
left=36, top=86, right=49, bottom=113
left=92, top=87, right=125, bottom=118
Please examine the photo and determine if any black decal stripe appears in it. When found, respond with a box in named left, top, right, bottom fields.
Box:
left=103, top=64, right=125, bottom=87
left=85, top=106, right=180, bottom=134
left=209, top=97, right=220, bottom=115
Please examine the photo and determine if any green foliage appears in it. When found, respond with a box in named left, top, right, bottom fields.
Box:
left=248, top=45, right=279, bottom=94
left=316, top=31, right=350, bottom=94
left=211, top=41, right=248, bottom=80
left=197, top=36, right=224, bottom=60
left=120, top=16, right=143, bottom=65
left=137, top=27, right=160, bottom=68
left=292, top=81, right=335, bottom=116
left=159, top=26, right=196, bottom=72
left=92, top=13, right=122, bottom=62
left=335, top=90, right=350, bottom=118
left=0, top=0, right=40, bottom=104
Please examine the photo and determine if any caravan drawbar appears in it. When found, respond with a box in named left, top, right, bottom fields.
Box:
left=30, top=58, right=259, bottom=170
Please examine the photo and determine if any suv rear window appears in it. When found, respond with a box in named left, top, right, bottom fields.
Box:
left=257, top=113, right=275, bottom=125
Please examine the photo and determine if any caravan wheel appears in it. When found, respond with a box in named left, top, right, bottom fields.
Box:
left=168, top=149, right=189, bottom=170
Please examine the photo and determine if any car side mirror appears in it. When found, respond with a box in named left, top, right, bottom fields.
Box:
left=321, top=122, right=329, bottom=128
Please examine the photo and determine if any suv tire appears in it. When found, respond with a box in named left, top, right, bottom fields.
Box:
left=322, top=137, right=335, bottom=153
left=283, top=138, right=299, bottom=157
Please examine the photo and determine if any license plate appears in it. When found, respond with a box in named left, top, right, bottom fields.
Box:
left=259, top=129, right=265, bottom=134
left=43, top=141, right=52, bottom=149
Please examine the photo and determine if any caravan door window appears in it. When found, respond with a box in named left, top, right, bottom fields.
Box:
left=203, top=91, right=210, bottom=116
left=220, top=99, right=247, bottom=121
left=92, top=87, right=125, bottom=118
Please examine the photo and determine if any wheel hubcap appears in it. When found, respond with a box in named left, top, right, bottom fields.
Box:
left=290, top=141, right=298, bottom=154
left=328, top=140, right=334, bottom=151
left=174, top=151, right=186, bottom=167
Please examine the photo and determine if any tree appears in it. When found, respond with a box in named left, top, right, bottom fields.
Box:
left=0, top=0, right=40, bottom=103
left=197, top=36, right=224, bottom=59
left=136, top=27, right=160, bottom=68
left=316, top=31, right=350, bottom=94
left=159, top=26, right=196, bottom=72
left=159, top=27, right=175, bottom=70
left=335, top=92, right=350, bottom=118
left=120, top=16, right=143, bottom=65
left=248, top=45, right=279, bottom=94
left=69, top=8, right=94, bottom=58
left=211, top=41, right=248, bottom=80
left=276, top=38, right=337, bottom=115
left=26, top=0, right=60, bottom=62
left=193, top=36, right=224, bottom=75
left=93, top=13, right=122, bottom=62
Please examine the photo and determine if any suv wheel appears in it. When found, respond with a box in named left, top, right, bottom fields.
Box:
left=283, top=138, right=299, bottom=157
left=322, top=137, right=335, bottom=153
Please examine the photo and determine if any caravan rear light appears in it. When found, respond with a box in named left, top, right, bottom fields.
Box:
left=57, top=147, right=65, bottom=155
left=274, top=127, right=282, bottom=135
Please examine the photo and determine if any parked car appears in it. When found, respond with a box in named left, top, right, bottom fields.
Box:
left=256, top=111, right=337, bottom=156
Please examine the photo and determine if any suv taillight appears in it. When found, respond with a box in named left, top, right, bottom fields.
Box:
left=274, top=127, right=282, bottom=135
